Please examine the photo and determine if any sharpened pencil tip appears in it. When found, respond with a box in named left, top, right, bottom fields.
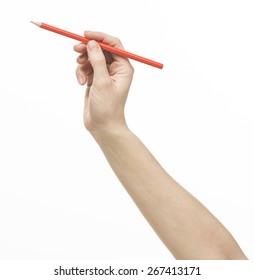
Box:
left=30, top=21, right=41, bottom=27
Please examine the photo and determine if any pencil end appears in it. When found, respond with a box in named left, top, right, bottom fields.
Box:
left=30, top=21, right=41, bottom=27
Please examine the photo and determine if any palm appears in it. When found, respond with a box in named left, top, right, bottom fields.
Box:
left=83, top=59, right=132, bottom=131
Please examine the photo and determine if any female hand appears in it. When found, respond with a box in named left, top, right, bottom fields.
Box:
left=74, top=31, right=134, bottom=134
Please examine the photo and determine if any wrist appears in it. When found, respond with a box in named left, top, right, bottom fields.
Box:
left=90, top=123, right=131, bottom=144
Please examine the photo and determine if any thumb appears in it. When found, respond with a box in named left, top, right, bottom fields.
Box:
left=87, top=40, right=109, bottom=81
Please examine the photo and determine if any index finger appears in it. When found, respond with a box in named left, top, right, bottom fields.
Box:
left=84, top=31, right=131, bottom=65
left=85, top=31, right=125, bottom=49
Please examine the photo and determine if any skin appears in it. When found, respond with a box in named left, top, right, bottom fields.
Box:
left=73, top=31, right=248, bottom=260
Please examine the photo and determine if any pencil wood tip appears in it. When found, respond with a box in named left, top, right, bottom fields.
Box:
left=30, top=21, right=41, bottom=27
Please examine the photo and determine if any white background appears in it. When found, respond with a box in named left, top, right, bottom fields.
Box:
left=0, top=0, right=253, bottom=260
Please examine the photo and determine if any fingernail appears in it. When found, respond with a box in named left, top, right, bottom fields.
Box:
left=78, top=75, right=85, bottom=85
left=87, top=40, right=99, bottom=52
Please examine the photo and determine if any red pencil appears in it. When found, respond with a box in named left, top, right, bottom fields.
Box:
left=31, top=21, right=163, bottom=69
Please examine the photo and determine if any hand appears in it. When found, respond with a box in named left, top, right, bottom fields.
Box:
left=74, top=31, right=134, bottom=135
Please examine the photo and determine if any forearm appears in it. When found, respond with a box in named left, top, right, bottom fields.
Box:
left=92, top=126, right=247, bottom=260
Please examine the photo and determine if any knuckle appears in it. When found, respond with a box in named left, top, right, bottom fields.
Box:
left=76, top=56, right=81, bottom=63
left=114, top=37, right=121, bottom=44
left=76, top=54, right=86, bottom=64
left=113, top=37, right=122, bottom=47
left=129, top=64, right=134, bottom=75
left=125, top=64, right=134, bottom=77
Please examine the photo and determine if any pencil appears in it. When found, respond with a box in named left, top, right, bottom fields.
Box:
left=31, top=21, right=163, bottom=69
